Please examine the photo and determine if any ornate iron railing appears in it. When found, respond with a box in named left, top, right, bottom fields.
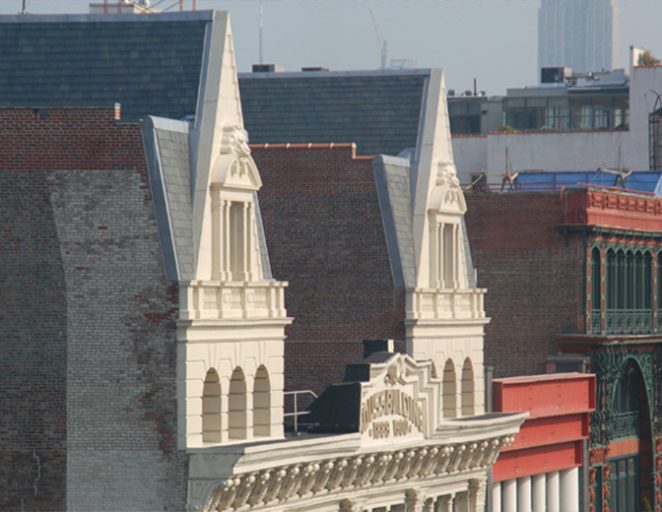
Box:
left=589, top=310, right=602, bottom=334
left=610, top=411, right=640, bottom=439
left=604, top=309, right=653, bottom=335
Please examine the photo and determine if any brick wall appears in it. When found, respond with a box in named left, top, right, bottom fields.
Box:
left=0, top=108, right=187, bottom=510
left=0, top=107, right=145, bottom=173
left=253, top=145, right=405, bottom=395
left=0, top=173, right=67, bottom=511
left=464, top=192, right=584, bottom=377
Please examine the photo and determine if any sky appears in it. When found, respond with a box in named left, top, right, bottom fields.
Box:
left=3, top=0, right=662, bottom=94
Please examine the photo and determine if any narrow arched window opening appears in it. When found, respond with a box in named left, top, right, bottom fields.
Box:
left=229, top=202, right=246, bottom=281
left=461, top=358, right=475, bottom=416
left=228, top=367, right=247, bottom=440
left=253, top=366, right=271, bottom=437
left=202, top=369, right=221, bottom=443
left=442, top=359, right=457, bottom=419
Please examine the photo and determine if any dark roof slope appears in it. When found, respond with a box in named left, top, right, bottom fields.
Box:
left=0, top=12, right=211, bottom=121
left=239, top=70, right=430, bottom=156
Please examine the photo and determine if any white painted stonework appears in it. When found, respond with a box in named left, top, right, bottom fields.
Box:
left=187, top=353, right=524, bottom=512
left=177, top=12, right=291, bottom=449
left=406, top=70, right=488, bottom=419
left=179, top=12, right=524, bottom=512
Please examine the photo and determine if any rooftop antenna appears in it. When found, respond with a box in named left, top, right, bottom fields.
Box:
left=259, top=1, right=264, bottom=64
left=21, top=0, right=27, bottom=14
left=369, top=8, right=387, bottom=70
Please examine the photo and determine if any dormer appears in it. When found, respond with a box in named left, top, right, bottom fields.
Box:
left=141, top=11, right=290, bottom=450
left=209, top=126, right=264, bottom=283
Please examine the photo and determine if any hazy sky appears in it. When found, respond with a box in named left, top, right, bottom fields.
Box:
left=3, top=0, right=662, bottom=94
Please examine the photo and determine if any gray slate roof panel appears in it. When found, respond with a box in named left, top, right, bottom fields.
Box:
left=373, top=155, right=416, bottom=289
left=239, top=73, right=429, bottom=156
left=0, top=16, right=209, bottom=120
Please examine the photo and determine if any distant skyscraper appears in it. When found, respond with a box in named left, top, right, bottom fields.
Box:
left=538, top=0, right=618, bottom=75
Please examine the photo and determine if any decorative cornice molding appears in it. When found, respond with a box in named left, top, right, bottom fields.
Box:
left=197, top=435, right=514, bottom=512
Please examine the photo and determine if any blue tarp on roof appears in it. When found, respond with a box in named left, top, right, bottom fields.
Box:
left=512, top=171, right=662, bottom=195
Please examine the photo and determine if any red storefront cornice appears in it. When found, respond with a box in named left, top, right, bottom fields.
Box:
left=492, top=374, right=595, bottom=481
left=562, top=187, right=662, bottom=233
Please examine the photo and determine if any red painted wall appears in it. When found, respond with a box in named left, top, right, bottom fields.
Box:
left=493, top=373, right=596, bottom=482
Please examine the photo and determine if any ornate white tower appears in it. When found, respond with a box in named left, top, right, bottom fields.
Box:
left=144, top=12, right=291, bottom=448
left=406, top=70, right=488, bottom=418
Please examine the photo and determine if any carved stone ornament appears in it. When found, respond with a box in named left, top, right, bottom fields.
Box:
left=384, top=362, right=407, bottom=386
left=436, top=162, right=460, bottom=188
left=339, top=498, right=366, bottom=512
left=212, top=124, right=261, bottom=188
left=202, top=435, right=514, bottom=512
left=220, top=125, right=251, bottom=158
left=430, top=161, right=466, bottom=215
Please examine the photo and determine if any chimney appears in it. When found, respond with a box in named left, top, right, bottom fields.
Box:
left=363, top=339, right=394, bottom=359
left=252, top=64, right=283, bottom=73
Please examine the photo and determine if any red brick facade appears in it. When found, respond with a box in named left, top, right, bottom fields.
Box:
left=253, top=144, right=406, bottom=395
left=464, top=192, right=584, bottom=377
left=0, top=106, right=144, bottom=173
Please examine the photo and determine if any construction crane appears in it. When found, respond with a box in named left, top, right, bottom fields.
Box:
left=369, top=8, right=387, bottom=70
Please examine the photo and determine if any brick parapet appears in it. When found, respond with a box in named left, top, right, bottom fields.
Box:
left=464, top=192, right=584, bottom=377
left=0, top=106, right=186, bottom=510
left=0, top=107, right=144, bottom=174
left=253, top=146, right=405, bottom=394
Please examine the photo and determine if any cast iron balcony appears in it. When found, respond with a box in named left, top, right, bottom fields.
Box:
left=593, top=309, right=654, bottom=335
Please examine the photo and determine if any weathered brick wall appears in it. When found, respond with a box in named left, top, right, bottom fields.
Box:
left=0, top=107, right=145, bottom=173
left=0, top=108, right=187, bottom=511
left=464, top=192, right=584, bottom=377
left=53, top=169, right=187, bottom=511
left=0, top=173, right=67, bottom=512
left=253, top=145, right=405, bottom=395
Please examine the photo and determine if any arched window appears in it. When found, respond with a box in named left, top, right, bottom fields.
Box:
left=443, top=224, right=456, bottom=288
left=229, top=202, right=246, bottom=281
left=635, top=252, right=643, bottom=309
left=644, top=253, right=652, bottom=309
left=202, top=369, right=221, bottom=443
left=591, top=247, right=601, bottom=311
left=617, top=250, right=626, bottom=309
left=626, top=251, right=635, bottom=309
left=253, top=366, right=271, bottom=437
left=607, top=250, right=616, bottom=310
left=228, top=367, right=247, bottom=440
left=461, top=358, right=475, bottom=416
left=442, top=359, right=457, bottom=419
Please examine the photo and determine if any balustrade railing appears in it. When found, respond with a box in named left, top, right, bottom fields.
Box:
left=588, top=309, right=656, bottom=335
left=604, top=309, right=653, bottom=334
left=407, top=288, right=486, bottom=322
left=610, top=411, right=640, bottom=439
left=179, top=280, right=287, bottom=321
left=589, top=310, right=601, bottom=334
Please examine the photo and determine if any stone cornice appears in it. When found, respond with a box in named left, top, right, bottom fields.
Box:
left=563, top=188, right=662, bottom=233
left=192, top=428, right=521, bottom=512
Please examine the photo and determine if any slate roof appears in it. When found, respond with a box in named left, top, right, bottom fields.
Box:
left=239, top=70, right=431, bottom=156
left=373, top=155, right=415, bottom=289
left=0, top=12, right=211, bottom=121
left=373, top=155, right=477, bottom=289
left=142, top=115, right=273, bottom=281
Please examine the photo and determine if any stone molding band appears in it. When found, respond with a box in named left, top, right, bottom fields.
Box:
left=203, top=435, right=515, bottom=511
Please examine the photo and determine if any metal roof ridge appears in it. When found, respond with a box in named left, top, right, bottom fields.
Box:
left=0, top=10, right=214, bottom=23
left=238, top=68, right=434, bottom=79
